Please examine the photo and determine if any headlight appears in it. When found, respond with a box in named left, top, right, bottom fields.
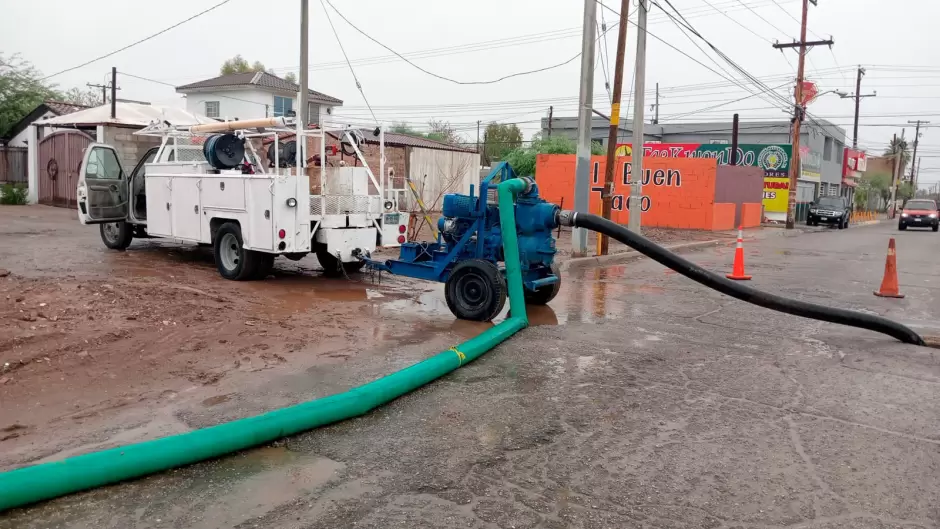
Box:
left=384, top=200, right=394, bottom=211
left=809, top=209, right=817, bottom=214
left=286, top=198, right=297, bottom=208
left=901, top=213, right=909, bottom=217
left=930, top=213, right=938, bottom=219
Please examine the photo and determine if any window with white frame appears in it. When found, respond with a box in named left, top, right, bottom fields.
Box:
left=273, top=96, right=293, bottom=117
left=308, top=102, right=321, bottom=125
left=204, top=101, right=220, bottom=118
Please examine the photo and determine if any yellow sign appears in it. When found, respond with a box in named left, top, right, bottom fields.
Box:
left=763, top=177, right=790, bottom=213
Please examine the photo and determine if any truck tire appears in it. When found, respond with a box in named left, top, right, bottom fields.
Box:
left=315, top=246, right=364, bottom=277
left=524, top=263, right=561, bottom=305
left=100, top=221, right=134, bottom=250
left=214, top=222, right=262, bottom=281
left=445, top=259, right=507, bottom=321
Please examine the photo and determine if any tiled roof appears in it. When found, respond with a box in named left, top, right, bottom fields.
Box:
left=176, top=71, right=343, bottom=105
left=44, top=100, right=91, bottom=116
left=378, top=131, right=476, bottom=152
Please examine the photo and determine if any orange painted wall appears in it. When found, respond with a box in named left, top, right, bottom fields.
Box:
left=711, top=203, right=736, bottom=231
left=535, top=154, right=725, bottom=230
left=741, top=203, right=763, bottom=228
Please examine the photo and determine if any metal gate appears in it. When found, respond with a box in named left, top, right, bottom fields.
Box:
left=37, top=130, right=95, bottom=208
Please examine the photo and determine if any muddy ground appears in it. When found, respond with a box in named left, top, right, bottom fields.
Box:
left=0, top=205, right=718, bottom=470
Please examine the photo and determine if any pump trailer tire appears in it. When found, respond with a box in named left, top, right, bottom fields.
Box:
left=524, top=263, right=562, bottom=305
left=214, top=222, right=263, bottom=281
left=315, top=245, right=366, bottom=277
left=445, top=259, right=507, bottom=321
left=100, top=221, right=134, bottom=250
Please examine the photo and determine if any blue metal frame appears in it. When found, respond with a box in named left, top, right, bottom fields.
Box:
left=364, top=162, right=559, bottom=291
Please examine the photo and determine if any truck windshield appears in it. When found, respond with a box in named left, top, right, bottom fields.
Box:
left=904, top=200, right=937, bottom=210
left=816, top=197, right=843, bottom=208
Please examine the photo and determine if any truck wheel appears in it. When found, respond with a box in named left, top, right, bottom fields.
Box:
left=933, top=224, right=938, bottom=232
left=214, top=222, right=261, bottom=280
left=100, top=221, right=133, bottom=250
left=445, top=259, right=506, bottom=321
left=899, top=223, right=907, bottom=231
left=316, top=246, right=364, bottom=277
left=524, top=263, right=561, bottom=305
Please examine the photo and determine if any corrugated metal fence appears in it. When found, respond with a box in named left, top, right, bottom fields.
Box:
left=0, top=147, right=28, bottom=183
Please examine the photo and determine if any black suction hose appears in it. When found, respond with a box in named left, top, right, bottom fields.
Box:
left=558, top=210, right=925, bottom=346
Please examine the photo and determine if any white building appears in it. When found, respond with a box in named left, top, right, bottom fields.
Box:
left=175, top=71, right=343, bottom=124
left=3, top=100, right=90, bottom=148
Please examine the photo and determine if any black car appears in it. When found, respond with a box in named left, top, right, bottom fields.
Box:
left=807, top=196, right=851, bottom=229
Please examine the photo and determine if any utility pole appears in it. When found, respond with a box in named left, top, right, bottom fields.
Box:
left=730, top=113, right=740, bottom=165
left=572, top=0, right=597, bottom=256
left=834, top=66, right=875, bottom=149
left=598, top=0, right=631, bottom=256
left=476, top=120, right=482, bottom=155
left=772, top=0, right=834, bottom=229
left=547, top=106, right=553, bottom=138
left=890, top=129, right=905, bottom=216
left=299, top=0, right=309, bottom=127
left=110, top=67, right=117, bottom=119
left=915, top=157, right=922, bottom=190
left=627, top=0, right=649, bottom=234
left=652, top=82, right=660, bottom=125
left=908, top=119, right=929, bottom=182
left=87, top=82, right=110, bottom=106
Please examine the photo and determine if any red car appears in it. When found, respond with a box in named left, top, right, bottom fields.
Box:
left=898, top=199, right=939, bottom=232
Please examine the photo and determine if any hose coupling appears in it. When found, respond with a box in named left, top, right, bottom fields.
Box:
left=555, top=209, right=578, bottom=227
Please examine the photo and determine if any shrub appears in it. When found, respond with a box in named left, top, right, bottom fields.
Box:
left=0, top=183, right=28, bottom=205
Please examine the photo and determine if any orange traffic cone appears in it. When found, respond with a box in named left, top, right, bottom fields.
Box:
left=726, top=226, right=752, bottom=280
left=874, top=238, right=904, bottom=298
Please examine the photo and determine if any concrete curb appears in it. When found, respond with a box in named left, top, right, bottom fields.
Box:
left=560, top=239, right=724, bottom=272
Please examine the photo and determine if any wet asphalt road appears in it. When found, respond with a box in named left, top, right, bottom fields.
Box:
left=3, top=220, right=940, bottom=529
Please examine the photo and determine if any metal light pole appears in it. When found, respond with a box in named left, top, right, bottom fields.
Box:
left=628, top=0, right=649, bottom=234
left=572, top=0, right=597, bottom=256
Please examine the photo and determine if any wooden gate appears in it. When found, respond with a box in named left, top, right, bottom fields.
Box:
left=37, top=130, right=95, bottom=208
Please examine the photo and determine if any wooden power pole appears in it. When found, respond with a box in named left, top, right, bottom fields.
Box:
left=598, top=0, right=631, bottom=256
left=772, top=0, right=834, bottom=229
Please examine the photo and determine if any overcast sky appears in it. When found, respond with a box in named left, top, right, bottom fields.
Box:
left=4, top=0, right=940, bottom=184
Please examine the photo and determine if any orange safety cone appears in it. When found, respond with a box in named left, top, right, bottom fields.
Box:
left=874, top=238, right=904, bottom=298
left=726, top=226, right=752, bottom=280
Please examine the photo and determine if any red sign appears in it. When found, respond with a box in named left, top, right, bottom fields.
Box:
left=843, top=148, right=866, bottom=187
left=800, top=81, right=819, bottom=106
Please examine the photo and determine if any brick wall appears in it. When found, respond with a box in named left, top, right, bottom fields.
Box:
left=535, top=154, right=728, bottom=230
left=102, top=126, right=161, bottom=171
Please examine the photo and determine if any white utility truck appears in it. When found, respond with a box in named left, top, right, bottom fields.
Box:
left=76, top=117, right=408, bottom=279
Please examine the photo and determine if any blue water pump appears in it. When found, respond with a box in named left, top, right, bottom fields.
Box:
left=364, top=163, right=561, bottom=321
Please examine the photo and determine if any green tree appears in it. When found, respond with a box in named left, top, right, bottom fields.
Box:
left=62, top=86, right=102, bottom=106
left=898, top=181, right=915, bottom=202
left=884, top=137, right=911, bottom=177
left=503, top=134, right=607, bottom=176
left=389, top=120, right=463, bottom=144
left=482, top=122, right=523, bottom=164
left=220, top=55, right=267, bottom=75
left=0, top=53, right=61, bottom=137
left=857, top=172, right=892, bottom=211
left=284, top=71, right=297, bottom=84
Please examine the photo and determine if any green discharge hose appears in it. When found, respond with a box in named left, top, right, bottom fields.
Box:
left=0, top=177, right=531, bottom=512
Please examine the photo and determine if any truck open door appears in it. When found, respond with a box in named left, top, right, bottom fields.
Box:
left=77, top=144, right=129, bottom=225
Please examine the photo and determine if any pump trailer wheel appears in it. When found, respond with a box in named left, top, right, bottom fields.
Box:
left=524, top=263, right=561, bottom=305
left=445, top=259, right=507, bottom=321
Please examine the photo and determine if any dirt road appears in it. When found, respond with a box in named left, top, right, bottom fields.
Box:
left=0, top=206, right=479, bottom=469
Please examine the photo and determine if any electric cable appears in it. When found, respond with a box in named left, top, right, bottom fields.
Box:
left=320, top=0, right=378, bottom=124
left=39, top=0, right=234, bottom=81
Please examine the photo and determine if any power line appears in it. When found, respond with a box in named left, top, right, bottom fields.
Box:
left=320, top=0, right=377, bottom=124
left=39, top=0, right=233, bottom=81
left=322, top=0, right=613, bottom=85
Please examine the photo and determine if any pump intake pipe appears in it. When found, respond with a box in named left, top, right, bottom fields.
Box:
left=556, top=210, right=925, bottom=346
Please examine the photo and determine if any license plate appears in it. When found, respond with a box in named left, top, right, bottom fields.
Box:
left=385, top=213, right=400, bottom=224
left=914, top=218, right=922, bottom=222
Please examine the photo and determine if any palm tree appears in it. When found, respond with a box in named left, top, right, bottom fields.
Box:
left=884, top=137, right=911, bottom=176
